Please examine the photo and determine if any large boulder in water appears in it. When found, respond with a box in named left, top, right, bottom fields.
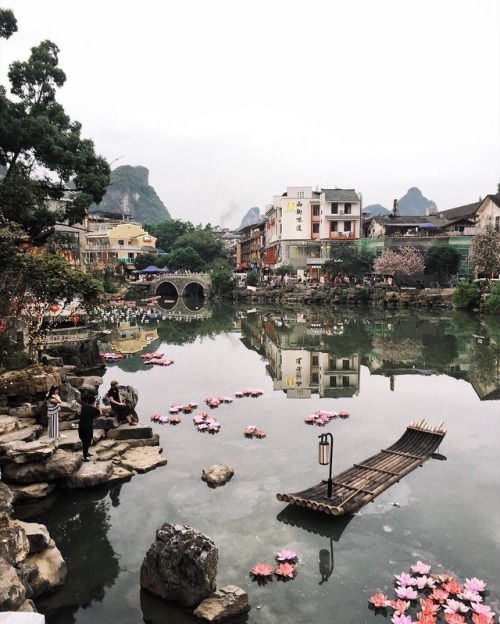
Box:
left=140, top=523, right=218, bottom=607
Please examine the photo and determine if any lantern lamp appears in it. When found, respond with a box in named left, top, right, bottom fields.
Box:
left=318, top=433, right=334, bottom=499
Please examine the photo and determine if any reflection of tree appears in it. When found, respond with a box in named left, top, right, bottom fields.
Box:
left=422, top=333, right=458, bottom=369
left=372, top=336, right=422, bottom=364
left=157, top=304, right=234, bottom=345
left=449, top=311, right=482, bottom=337
left=31, top=486, right=121, bottom=623
left=321, top=321, right=373, bottom=358
left=468, top=342, right=500, bottom=388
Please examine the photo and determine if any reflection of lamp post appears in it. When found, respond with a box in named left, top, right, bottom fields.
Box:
left=319, top=537, right=334, bottom=585
left=318, top=432, right=334, bottom=499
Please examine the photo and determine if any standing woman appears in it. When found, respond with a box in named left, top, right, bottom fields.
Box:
left=46, top=385, right=63, bottom=439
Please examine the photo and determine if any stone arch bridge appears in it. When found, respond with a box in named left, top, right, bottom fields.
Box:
left=148, top=272, right=211, bottom=298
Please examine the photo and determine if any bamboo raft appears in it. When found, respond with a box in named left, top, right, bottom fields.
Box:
left=276, top=419, right=446, bottom=517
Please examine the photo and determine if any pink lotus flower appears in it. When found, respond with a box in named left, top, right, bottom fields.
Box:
left=416, top=613, right=437, bottom=624
left=250, top=563, right=273, bottom=577
left=276, top=549, right=297, bottom=562
left=391, top=615, right=414, bottom=624
left=389, top=599, right=410, bottom=615
left=369, top=593, right=389, bottom=608
left=395, top=572, right=415, bottom=587
left=254, top=429, right=266, bottom=438
left=274, top=562, right=295, bottom=578
left=395, top=586, right=418, bottom=600
left=442, top=580, right=463, bottom=595
left=471, top=614, right=495, bottom=624
left=169, top=415, right=181, bottom=424
left=412, top=561, right=432, bottom=575
left=444, top=599, right=469, bottom=614
left=470, top=603, right=494, bottom=618
left=443, top=614, right=465, bottom=624
left=414, top=576, right=433, bottom=590
left=420, top=598, right=441, bottom=615
left=431, top=588, right=449, bottom=603
left=458, top=589, right=482, bottom=603
left=464, top=578, right=487, bottom=594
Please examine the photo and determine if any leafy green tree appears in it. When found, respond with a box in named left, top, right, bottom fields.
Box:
left=148, top=219, right=194, bottom=252
left=209, top=261, right=235, bottom=297
left=274, top=264, right=294, bottom=277
left=5, top=253, right=103, bottom=357
left=133, top=253, right=169, bottom=271
left=452, top=282, right=480, bottom=310
left=246, top=271, right=259, bottom=286
left=167, top=247, right=205, bottom=272
left=0, top=8, right=17, bottom=39
left=468, top=229, right=500, bottom=278
left=172, top=227, right=224, bottom=264
left=324, top=244, right=374, bottom=279
left=424, top=244, right=461, bottom=283
left=0, top=39, right=110, bottom=240
left=484, top=281, right=500, bottom=313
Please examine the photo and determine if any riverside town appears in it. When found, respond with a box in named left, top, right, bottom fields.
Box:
left=0, top=5, right=499, bottom=624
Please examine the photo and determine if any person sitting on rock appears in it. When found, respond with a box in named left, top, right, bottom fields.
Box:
left=79, top=395, right=101, bottom=461
left=106, top=380, right=137, bottom=426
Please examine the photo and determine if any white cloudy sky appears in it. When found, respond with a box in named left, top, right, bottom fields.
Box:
left=1, top=0, right=499, bottom=227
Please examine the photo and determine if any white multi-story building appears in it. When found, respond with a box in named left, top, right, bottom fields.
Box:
left=263, top=186, right=362, bottom=274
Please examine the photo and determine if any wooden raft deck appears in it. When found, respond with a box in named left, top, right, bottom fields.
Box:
left=276, top=419, right=446, bottom=517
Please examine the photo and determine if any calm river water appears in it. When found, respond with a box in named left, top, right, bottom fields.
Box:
left=18, top=302, right=500, bottom=624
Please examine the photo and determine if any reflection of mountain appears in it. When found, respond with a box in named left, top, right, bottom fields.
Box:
left=28, top=484, right=123, bottom=622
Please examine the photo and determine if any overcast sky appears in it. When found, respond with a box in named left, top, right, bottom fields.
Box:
left=1, top=0, right=499, bottom=227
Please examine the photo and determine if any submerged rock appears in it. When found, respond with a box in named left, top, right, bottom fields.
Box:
left=140, top=523, right=218, bottom=607
left=201, top=464, right=234, bottom=488
left=193, top=585, right=250, bottom=622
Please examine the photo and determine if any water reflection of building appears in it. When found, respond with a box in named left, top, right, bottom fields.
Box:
left=109, top=322, right=159, bottom=355
left=242, top=312, right=360, bottom=398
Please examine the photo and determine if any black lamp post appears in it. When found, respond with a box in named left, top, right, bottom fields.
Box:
left=318, top=432, right=334, bottom=499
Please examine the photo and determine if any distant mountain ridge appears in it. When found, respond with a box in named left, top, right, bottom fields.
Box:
left=89, top=165, right=171, bottom=225
left=364, top=187, right=438, bottom=217
left=238, top=206, right=263, bottom=229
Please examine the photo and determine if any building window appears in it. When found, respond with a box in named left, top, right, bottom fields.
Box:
left=330, top=222, right=338, bottom=232
left=118, top=239, right=124, bottom=246
left=312, top=223, right=320, bottom=234
left=495, top=216, right=500, bottom=231
left=331, top=203, right=338, bottom=214
left=342, top=358, right=350, bottom=370
left=311, top=372, right=319, bottom=383
left=344, top=221, right=352, bottom=232
left=329, top=376, right=337, bottom=388
left=342, top=376, right=350, bottom=387
left=312, top=355, right=319, bottom=366
left=344, top=203, right=352, bottom=214
left=298, top=191, right=304, bottom=198
left=312, top=206, right=320, bottom=217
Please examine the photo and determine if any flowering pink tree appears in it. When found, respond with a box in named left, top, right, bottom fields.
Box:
left=373, top=246, right=425, bottom=284
left=468, top=230, right=500, bottom=277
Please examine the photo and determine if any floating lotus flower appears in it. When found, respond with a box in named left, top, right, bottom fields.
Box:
left=158, top=415, right=169, bottom=424
left=275, top=549, right=297, bottom=562
left=193, top=412, right=220, bottom=434
left=250, top=563, right=273, bottom=578
left=169, top=415, right=181, bottom=425
left=412, top=561, right=432, bottom=575
left=368, top=564, right=493, bottom=624
left=370, top=593, right=390, bottom=608
left=274, top=562, right=295, bottom=579
left=304, top=409, right=350, bottom=426
left=234, top=392, right=243, bottom=398
left=244, top=426, right=266, bottom=439
left=223, top=397, right=233, bottom=403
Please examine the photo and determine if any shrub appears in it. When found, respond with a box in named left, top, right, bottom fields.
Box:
left=246, top=271, right=259, bottom=287
left=452, top=282, right=480, bottom=310
left=484, top=282, right=500, bottom=313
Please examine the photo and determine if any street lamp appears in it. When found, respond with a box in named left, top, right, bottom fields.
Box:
left=318, top=432, right=334, bottom=499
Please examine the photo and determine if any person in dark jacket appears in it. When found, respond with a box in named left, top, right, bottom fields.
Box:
left=79, top=395, right=101, bottom=461
left=106, top=380, right=137, bottom=426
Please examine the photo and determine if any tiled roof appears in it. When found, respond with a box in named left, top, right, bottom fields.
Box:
left=438, top=202, right=480, bottom=220
left=322, top=189, right=360, bottom=203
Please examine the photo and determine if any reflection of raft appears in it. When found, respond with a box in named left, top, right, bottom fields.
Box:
left=276, top=419, right=446, bottom=517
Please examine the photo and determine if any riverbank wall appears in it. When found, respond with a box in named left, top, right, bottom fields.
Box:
left=230, top=283, right=455, bottom=310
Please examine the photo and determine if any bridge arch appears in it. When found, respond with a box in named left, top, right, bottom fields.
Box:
left=149, top=272, right=210, bottom=298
